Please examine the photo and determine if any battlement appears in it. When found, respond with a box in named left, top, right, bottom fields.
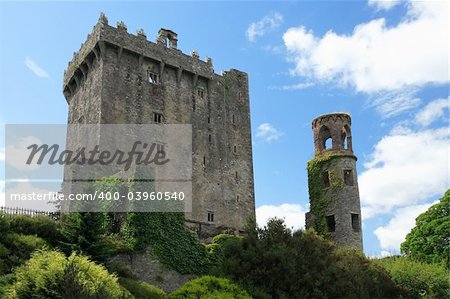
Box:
left=312, top=112, right=353, bottom=155
left=63, top=13, right=221, bottom=98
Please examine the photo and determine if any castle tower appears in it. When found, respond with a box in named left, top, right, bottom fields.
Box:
left=62, top=14, right=255, bottom=237
left=305, top=113, right=363, bottom=250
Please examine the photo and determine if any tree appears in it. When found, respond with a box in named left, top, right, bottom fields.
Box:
left=401, top=190, right=450, bottom=267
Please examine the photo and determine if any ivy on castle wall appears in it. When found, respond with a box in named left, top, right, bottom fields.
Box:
left=307, top=153, right=342, bottom=236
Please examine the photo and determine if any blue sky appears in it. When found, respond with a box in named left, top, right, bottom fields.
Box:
left=0, top=1, right=448, bottom=256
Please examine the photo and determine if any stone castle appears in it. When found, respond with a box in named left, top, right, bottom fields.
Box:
left=305, top=113, right=363, bottom=250
left=62, top=13, right=255, bottom=236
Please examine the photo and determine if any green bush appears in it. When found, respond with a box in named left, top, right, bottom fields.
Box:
left=220, top=218, right=404, bottom=298
left=8, top=215, right=61, bottom=245
left=106, top=260, right=135, bottom=279
left=0, top=274, right=14, bottom=297
left=0, top=214, right=10, bottom=241
left=3, top=250, right=131, bottom=298
left=206, top=234, right=241, bottom=275
left=0, top=233, right=47, bottom=275
left=119, top=277, right=167, bottom=299
left=169, top=276, right=251, bottom=299
left=376, top=256, right=450, bottom=299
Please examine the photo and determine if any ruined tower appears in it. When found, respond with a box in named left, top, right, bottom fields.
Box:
left=62, top=14, right=255, bottom=236
left=305, top=113, right=363, bottom=250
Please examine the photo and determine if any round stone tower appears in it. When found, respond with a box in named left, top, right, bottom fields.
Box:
left=305, top=112, right=363, bottom=250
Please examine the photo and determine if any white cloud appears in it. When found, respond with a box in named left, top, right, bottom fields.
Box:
left=374, top=202, right=436, bottom=251
left=5, top=136, right=43, bottom=171
left=415, top=97, right=450, bottom=127
left=24, top=57, right=50, bottom=79
left=359, top=126, right=449, bottom=219
left=256, top=203, right=306, bottom=230
left=256, top=123, right=283, bottom=142
left=283, top=1, right=448, bottom=93
left=247, top=12, right=283, bottom=42
left=0, top=147, right=4, bottom=161
left=269, top=82, right=314, bottom=91
left=368, top=88, right=421, bottom=118
left=368, top=0, right=401, bottom=11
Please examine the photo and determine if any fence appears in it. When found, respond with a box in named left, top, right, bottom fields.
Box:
left=0, top=206, right=60, bottom=220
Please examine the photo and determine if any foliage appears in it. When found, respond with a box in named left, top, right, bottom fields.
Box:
left=59, top=211, right=109, bottom=260
left=0, top=233, right=47, bottom=275
left=401, top=190, right=450, bottom=267
left=0, top=274, right=14, bottom=298
left=376, top=256, right=450, bottom=299
left=119, top=277, right=167, bottom=299
left=3, top=250, right=130, bottom=299
left=7, top=214, right=61, bottom=246
left=206, top=234, right=241, bottom=274
left=106, top=260, right=135, bottom=279
left=169, top=276, right=251, bottom=299
left=220, top=218, right=404, bottom=299
left=124, top=212, right=209, bottom=275
left=306, top=153, right=340, bottom=235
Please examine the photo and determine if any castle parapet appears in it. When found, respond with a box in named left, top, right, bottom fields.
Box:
left=63, top=13, right=216, bottom=100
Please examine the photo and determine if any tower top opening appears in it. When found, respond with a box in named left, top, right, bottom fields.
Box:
left=312, top=112, right=353, bottom=155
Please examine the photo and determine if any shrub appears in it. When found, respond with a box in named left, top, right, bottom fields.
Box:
left=0, top=233, right=47, bottom=275
left=169, top=276, right=251, bottom=299
left=8, top=215, right=61, bottom=245
left=0, top=274, right=14, bottom=298
left=3, top=250, right=131, bottom=298
left=221, top=218, right=404, bottom=298
left=119, top=277, right=167, bottom=299
left=106, top=260, right=135, bottom=279
left=376, top=256, right=450, bottom=299
left=206, top=234, right=241, bottom=274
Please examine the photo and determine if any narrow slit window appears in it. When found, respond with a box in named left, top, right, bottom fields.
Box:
left=351, top=213, right=360, bottom=231
left=153, top=113, right=163, bottom=123
left=192, top=98, right=196, bottom=111
left=322, top=171, right=330, bottom=187
left=326, top=215, right=335, bottom=232
left=232, top=114, right=235, bottom=124
left=207, top=212, right=214, bottom=222
left=208, top=134, right=212, bottom=143
left=344, top=170, right=353, bottom=186
left=197, top=88, right=205, bottom=99
left=148, top=71, right=159, bottom=84
left=203, top=156, right=206, bottom=166
left=207, top=117, right=210, bottom=124
left=235, top=172, right=238, bottom=180
left=233, top=145, right=237, bottom=153
left=236, top=195, right=240, bottom=202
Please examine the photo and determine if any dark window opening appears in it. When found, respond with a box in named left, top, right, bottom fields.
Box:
left=208, top=134, right=212, bottom=143
left=203, top=156, right=206, bottom=166
left=342, top=131, right=348, bottom=150
left=326, top=215, right=335, bottom=232
left=344, top=170, right=353, bottom=186
left=207, top=117, right=210, bottom=124
left=236, top=195, right=240, bottom=202
left=192, top=98, right=196, bottom=111
left=197, top=88, right=205, bottom=99
left=207, top=212, right=214, bottom=222
left=351, top=213, right=360, bottom=231
left=235, top=172, right=238, bottom=180
left=232, top=114, right=235, bottom=124
left=148, top=71, right=159, bottom=84
left=153, top=113, right=163, bottom=123
left=233, top=145, right=237, bottom=153
left=322, top=171, right=330, bottom=187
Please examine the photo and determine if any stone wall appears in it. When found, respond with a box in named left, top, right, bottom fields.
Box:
left=63, top=13, right=255, bottom=233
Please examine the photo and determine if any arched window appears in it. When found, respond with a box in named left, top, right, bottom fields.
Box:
left=319, top=125, right=332, bottom=150
left=342, top=125, right=351, bottom=150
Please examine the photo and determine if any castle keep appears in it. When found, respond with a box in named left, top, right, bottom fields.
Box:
left=306, top=113, right=363, bottom=250
left=62, top=14, right=255, bottom=235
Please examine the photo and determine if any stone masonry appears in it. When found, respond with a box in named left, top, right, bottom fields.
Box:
left=305, top=113, right=363, bottom=250
left=62, top=13, right=255, bottom=236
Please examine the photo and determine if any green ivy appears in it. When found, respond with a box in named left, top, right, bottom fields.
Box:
left=306, top=153, right=341, bottom=236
